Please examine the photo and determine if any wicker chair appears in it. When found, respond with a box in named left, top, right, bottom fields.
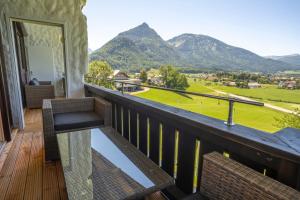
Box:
left=25, top=81, right=55, bottom=108
left=200, top=152, right=300, bottom=200
left=42, top=97, right=112, bottom=161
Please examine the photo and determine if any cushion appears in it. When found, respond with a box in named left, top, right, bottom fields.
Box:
left=54, top=111, right=104, bottom=131
left=29, top=78, right=40, bottom=85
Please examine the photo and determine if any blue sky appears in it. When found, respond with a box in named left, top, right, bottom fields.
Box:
left=83, top=0, right=300, bottom=56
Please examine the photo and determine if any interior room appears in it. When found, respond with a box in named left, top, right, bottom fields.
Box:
left=12, top=20, right=66, bottom=109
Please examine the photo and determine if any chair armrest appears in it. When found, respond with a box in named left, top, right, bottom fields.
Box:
left=39, top=81, right=52, bottom=85
left=42, top=99, right=55, bottom=137
left=200, top=152, right=300, bottom=200
left=50, top=98, right=94, bottom=114
left=25, top=85, right=55, bottom=95
left=94, top=97, right=112, bottom=127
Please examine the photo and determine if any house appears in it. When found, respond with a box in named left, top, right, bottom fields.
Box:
left=223, top=81, right=236, bottom=87
left=248, top=82, right=261, bottom=89
left=279, top=80, right=297, bottom=89
left=115, top=79, right=142, bottom=92
left=110, top=70, right=130, bottom=80
left=0, top=1, right=299, bottom=199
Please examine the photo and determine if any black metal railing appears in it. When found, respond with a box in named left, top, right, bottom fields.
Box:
left=84, top=82, right=300, bottom=197
left=85, top=77, right=264, bottom=126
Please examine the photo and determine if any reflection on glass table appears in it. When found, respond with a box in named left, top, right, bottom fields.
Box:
left=57, top=127, right=174, bottom=200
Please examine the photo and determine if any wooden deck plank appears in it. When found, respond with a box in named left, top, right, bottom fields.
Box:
left=56, top=161, right=68, bottom=200
left=0, top=133, right=24, bottom=200
left=0, top=129, right=17, bottom=173
left=23, top=133, right=43, bottom=200
left=0, top=177, right=10, bottom=200
left=0, top=109, right=64, bottom=200
left=0, top=133, right=23, bottom=177
left=43, top=162, right=60, bottom=200
left=4, top=133, right=33, bottom=200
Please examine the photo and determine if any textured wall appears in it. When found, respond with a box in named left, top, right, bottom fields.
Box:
left=24, top=23, right=65, bottom=97
left=0, top=0, right=88, bottom=128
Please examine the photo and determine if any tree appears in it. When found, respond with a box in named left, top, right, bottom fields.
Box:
left=236, top=81, right=249, bottom=88
left=85, top=61, right=113, bottom=88
left=140, top=70, right=148, bottom=83
left=275, top=109, right=300, bottom=129
left=159, top=65, right=189, bottom=90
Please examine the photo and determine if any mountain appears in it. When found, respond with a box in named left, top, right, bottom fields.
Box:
left=90, top=23, right=183, bottom=70
left=90, top=23, right=299, bottom=72
left=266, top=54, right=300, bottom=66
left=167, top=34, right=295, bottom=72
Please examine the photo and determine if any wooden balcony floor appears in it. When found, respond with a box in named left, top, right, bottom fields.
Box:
left=0, top=109, right=67, bottom=200
left=0, top=109, right=166, bottom=200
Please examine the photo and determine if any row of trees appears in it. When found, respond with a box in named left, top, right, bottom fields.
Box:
left=85, top=61, right=189, bottom=90
left=216, top=72, right=272, bottom=84
left=139, top=65, right=189, bottom=90
left=159, top=65, right=189, bottom=90
left=85, top=61, right=113, bottom=88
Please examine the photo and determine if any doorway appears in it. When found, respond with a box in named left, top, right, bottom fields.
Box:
left=11, top=19, right=67, bottom=108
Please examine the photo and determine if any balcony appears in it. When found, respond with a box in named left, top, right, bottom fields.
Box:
left=0, top=83, right=299, bottom=200
left=83, top=83, right=300, bottom=199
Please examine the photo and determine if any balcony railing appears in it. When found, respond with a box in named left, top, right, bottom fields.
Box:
left=84, top=82, right=300, bottom=198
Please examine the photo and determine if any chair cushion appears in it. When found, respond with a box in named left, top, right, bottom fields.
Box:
left=29, top=78, right=40, bottom=85
left=54, top=111, right=104, bottom=131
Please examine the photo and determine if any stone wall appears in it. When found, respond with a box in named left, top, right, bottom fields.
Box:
left=0, top=0, right=88, bottom=128
left=24, top=23, right=65, bottom=97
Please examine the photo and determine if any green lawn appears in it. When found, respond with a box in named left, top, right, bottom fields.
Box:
left=189, top=80, right=300, bottom=111
left=135, top=88, right=285, bottom=133
left=264, top=100, right=300, bottom=111
left=209, top=83, right=300, bottom=104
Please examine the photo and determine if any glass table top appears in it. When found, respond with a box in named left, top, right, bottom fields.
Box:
left=57, top=127, right=174, bottom=200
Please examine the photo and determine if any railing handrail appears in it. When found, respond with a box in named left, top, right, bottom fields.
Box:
left=84, top=83, right=300, bottom=162
left=112, top=80, right=264, bottom=106
left=85, top=77, right=264, bottom=126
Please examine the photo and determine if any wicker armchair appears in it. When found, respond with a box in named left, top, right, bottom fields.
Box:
left=25, top=81, right=55, bottom=108
left=42, top=97, right=112, bottom=161
left=200, top=152, right=300, bottom=200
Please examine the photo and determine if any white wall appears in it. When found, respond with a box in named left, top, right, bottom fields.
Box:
left=25, top=23, right=65, bottom=97
left=0, top=0, right=88, bottom=128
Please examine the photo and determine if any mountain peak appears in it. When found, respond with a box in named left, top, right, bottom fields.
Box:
left=118, top=22, right=161, bottom=41
left=139, top=22, right=150, bottom=28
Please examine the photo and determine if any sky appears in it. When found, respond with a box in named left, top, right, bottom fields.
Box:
left=83, top=0, right=300, bottom=56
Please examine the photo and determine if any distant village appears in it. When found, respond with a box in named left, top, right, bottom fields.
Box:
left=110, top=69, right=300, bottom=92
left=187, top=71, right=300, bottom=90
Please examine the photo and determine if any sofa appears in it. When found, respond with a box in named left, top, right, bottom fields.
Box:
left=42, top=97, right=112, bottom=161
left=25, top=81, right=55, bottom=108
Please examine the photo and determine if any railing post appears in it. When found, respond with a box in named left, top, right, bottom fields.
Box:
left=121, top=82, right=124, bottom=94
left=225, top=100, right=235, bottom=126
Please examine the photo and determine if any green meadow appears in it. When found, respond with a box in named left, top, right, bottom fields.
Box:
left=134, top=80, right=299, bottom=133
left=211, top=83, right=300, bottom=104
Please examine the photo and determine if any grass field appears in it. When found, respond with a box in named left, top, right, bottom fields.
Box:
left=186, top=80, right=300, bottom=110
left=208, top=83, right=300, bottom=104
left=135, top=87, right=285, bottom=133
